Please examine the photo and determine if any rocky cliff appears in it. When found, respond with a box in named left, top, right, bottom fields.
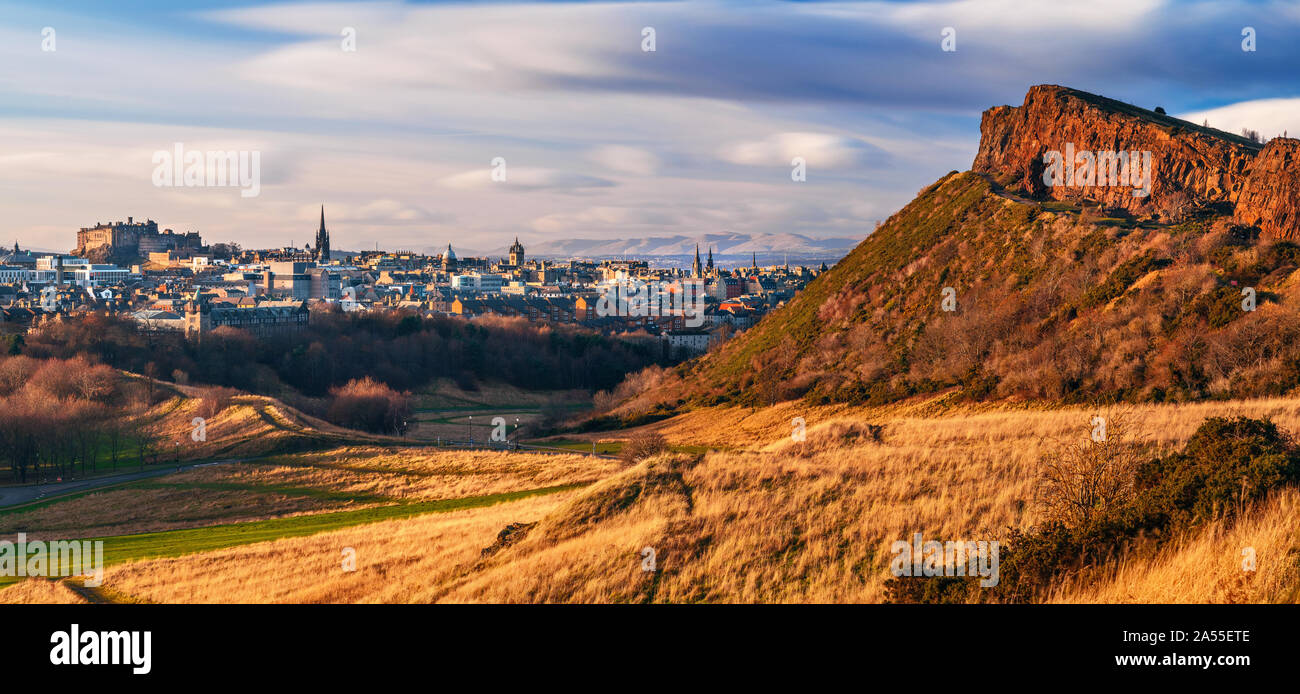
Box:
left=972, top=85, right=1299, bottom=238
left=1234, top=137, right=1300, bottom=239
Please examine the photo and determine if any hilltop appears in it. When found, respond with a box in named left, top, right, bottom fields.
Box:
left=611, top=85, right=1300, bottom=415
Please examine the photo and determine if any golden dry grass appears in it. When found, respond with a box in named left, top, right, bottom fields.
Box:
left=11, top=396, right=1300, bottom=603
left=237, top=446, right=619, bottom=502
left=431, top=399, right=1300, bottom=603
left=73, top=491, right=578, bottom=604
left=636, top=394, right=1300, bottom=452
left=0, top=578, right=89, bottom=604
left=1051, top=488, right=1300, bottom=604
left=441, top=423, right=1033, bottom=603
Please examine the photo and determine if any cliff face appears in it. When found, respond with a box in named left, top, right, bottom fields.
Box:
left=1234, top=138, right=1300, bottom=239
left=973, top=85, right=1298, bottom=238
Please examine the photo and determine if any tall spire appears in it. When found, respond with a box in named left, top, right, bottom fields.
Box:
left=315, top=205, right=330, bottom=262
left=692, top=243, right=702, bottom=278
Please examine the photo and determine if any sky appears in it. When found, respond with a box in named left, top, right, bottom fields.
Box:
left=1, top=0, right=1298, bottom=254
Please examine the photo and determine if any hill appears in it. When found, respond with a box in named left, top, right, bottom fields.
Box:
left=617, top=85, right=1300, bottom=415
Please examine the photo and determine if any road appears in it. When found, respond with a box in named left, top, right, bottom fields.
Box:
left=0, top=459, right=242, bottom=509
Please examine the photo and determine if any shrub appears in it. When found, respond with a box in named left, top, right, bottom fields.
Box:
left=894, top=416, right=1300, bottom=603
left=1034, top=411, right=1146, bottom=527
left=1001, top=416, right=1300, bottom=602
left=197, top=386, right=240, bottom=420
left=326, top=377, right=412, bottom=435
left=1131, top=416, right=1300, bottom=527
left=620, top=431, right=668, bottom=464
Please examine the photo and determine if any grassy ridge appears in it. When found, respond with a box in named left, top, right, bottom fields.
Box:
left=693, top=171, right=1004, bottom=397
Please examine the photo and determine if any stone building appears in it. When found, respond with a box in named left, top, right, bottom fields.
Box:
left=75, top=217, right=202, bottom=258
left=182, top=297, right=309, bottom=339
left=508, top=237, right=525, bottom=266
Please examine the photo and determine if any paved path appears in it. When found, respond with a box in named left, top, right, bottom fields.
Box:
left=0, top=459, right=242, bottom=509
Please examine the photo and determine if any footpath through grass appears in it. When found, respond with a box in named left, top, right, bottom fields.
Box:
left=0, top=482, right=585, bottom=589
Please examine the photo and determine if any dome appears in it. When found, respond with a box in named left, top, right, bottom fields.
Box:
left=444, top=244, right=457, bottom=261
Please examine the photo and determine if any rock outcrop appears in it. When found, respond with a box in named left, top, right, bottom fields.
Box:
left=1234, top=138, right=1300, bottom=239
left=972, top=85, right=1299, bottom=238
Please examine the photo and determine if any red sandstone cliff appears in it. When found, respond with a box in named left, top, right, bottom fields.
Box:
left=971, top=85, right=1298, bottom=238
left=1234, top=137, right=1300, bottom=239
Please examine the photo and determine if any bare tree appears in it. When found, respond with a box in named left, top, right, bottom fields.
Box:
left=1035, top=410, right=1149, bottom=527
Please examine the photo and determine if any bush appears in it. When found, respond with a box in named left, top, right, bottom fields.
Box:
left=1188, top=286, right=1247, bottom=329
left=894, top=416, right=1300, bottom=603
left=197, top=386, right=241, bottom=420
left=1132, top=416, right=1300, bottom=527
left=326, top=377, right=412, bottom=435
left=1000, top=416, right=1300, bottom=602
left=620, top=431, right=668, bottom=464
left=1035, top=412, right=1145, bottom=527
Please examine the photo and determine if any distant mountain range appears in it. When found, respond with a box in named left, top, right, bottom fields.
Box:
left=421, top=232, right=865, bottom=260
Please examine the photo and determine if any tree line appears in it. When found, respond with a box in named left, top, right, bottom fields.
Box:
left=21, top=307, right=677, bottom=399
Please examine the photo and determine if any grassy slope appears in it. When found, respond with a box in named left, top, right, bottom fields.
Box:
left=687, top=171, right=1039, bottom=400
left=440, top=398, right=1300, bottom=603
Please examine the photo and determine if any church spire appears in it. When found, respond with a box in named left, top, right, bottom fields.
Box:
left=315, top=205, right=330, bottom=262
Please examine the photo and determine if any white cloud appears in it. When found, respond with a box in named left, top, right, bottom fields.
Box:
left=1180, top=98, right=1300, bottom=141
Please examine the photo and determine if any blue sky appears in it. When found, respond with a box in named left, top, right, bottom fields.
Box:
left=1, top=0, right=1298, bottom=253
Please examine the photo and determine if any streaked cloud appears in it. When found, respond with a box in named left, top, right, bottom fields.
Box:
left=586, top=145, right=662, bottom=176
left=438, top=167, right=616, bottom=192
left=718, top=132, right=886, bottom=170
left=0, top=0, right=1297, bottom=251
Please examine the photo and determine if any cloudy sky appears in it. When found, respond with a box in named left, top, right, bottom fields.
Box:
left=1, top=0, right=1298, bottom=253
